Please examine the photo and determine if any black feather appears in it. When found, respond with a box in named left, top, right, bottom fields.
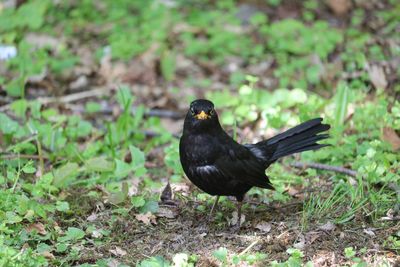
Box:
left=179, top=99, right=330, bottom=205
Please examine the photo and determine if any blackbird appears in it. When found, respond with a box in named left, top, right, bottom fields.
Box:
left=179, top=99, right=330, bottom=226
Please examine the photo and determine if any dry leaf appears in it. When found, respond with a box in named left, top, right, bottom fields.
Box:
left=326, top=0, right=352, bottom=15
left=171, top=183, right=190, bottom=195
left=368, top=64, right=388, bottom=89
left=25, top=33, right=61, bottom=50
left=293, top=234, right=305, bottom=249
left=318, top=221, right=336, bottom=231
left=110, top=246, right=127, bottom=257
left=363, top=228, right=376, bottom=237
left=26, top=222, right=47, bottom=235
left=255, top=222, right=272, bottom=233
left=382, top=127, right=400, bottom=151
left=136, top=212, right=157, bottom=225
left=87, top=213, right=98, bottom=222
left=107, top=259, right=121, bottom=267
left=41, top=251, right=55, bottom=260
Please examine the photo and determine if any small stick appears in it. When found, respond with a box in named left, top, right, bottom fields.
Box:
left=0, top=87, right=109, bottom=112
left=68, top=104, right=184, bottom=120
left=239, top=239, right=259, bottom=256
left=290, top=162, right=357, bottom=177
left=0, top=154, right=49, bottom=160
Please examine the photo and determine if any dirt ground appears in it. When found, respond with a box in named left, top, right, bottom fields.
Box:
left=67, top=183, right=400, bottom=266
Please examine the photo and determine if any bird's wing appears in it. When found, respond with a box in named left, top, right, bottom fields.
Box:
left=212, top=144, right=273, bottom=189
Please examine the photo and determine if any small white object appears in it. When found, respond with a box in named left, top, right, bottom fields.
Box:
left=0, top=45, right=17, bottom=60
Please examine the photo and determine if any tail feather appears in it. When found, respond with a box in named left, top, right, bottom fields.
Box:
left=266, top=118, right=325, bottom=145
left=254, top=118, right=330, bottom=163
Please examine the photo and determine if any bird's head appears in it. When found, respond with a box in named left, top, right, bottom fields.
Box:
left=183, top=99, right=221, bottom=132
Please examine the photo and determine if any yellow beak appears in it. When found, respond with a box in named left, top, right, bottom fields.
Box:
left=195, top=110, right=210, bottom=120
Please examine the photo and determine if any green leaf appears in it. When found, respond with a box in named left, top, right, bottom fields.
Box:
left=140, top=200, right=159, bottom=214
left=116, top=86, right=133, bottom=110
left=58, top=227, right=85, bottom=242
left=108, top=182, right=129, bottom=205
left=129, top=145, right=145, bottom=168
left=5, top=211, right=23, bottom=224
left=131, top=196, right=146, bottom=208
left=16, top=0, right=50, bottom=30
left=56, top=243, right=68, bottom=252
left=161, top=50, right=176, bottom=81
left=56, top=201, right=70, bottom=212
left=114, top=159, right=132, bottom=178
left=11, top=99, right=28, bottom=119
left=85, top=102, right=102, bottom=113
left=22, top=162, right=36, bottom=174
left=138, top=256, right=170, bottom=267
left=0, top=114, right=19, bottom=134
left=85, top=157, right=114, bottom=172
left=334, top=82, right=349, bottom=129
left=5, top=76, right=26, bottom=97
left=53, top=162, right=79, bottom=188
left=213, top=247, right=228, bottom=262
left=344, top=247, right=356, bottom=258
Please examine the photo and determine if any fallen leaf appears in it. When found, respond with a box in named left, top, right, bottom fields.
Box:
left=382, top=127, right=400, bottom=151
left=110, top=246, right=127, bottom=257
left=293, top=234, right=305, bottom=249
left=363, top=228, right=376, bottom=237
left=87, top=213, right=98, bottom=222
left=26, top=222, right=47, bottom=235
left=368, top=64, right=388, bottom=89
left=171, top=183, right=190, bottom=195
left=255, top=222, right=272, bottom=233
left=306, top=231, right=321, bottom=244
left=136, top=212, right=157, bottom=225
left=25, top=33, right=61, bottom=51
left=326, top=0, right=352, bottom=15
left=318, top=221, right=336, bottom=231
left=286, top=187, right=300, bottom=197
left=127, top=179, right=140, bottom=197
left=107, top=259, right=121, bottom=267
left=41, top=251, right=55, bottom=260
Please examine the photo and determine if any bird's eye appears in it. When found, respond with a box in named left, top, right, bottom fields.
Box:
left=190, top=107, right=195, bottom=115
left=209, top=109, right=214, bottom=115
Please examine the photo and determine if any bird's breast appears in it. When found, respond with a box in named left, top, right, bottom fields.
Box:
left=181, top=133, right=220, bottom=165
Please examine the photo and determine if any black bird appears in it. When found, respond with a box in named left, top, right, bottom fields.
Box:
left=179, top=99, right=330, bottom=226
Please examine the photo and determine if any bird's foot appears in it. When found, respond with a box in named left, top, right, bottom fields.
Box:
left=229, top=211, right=244, bottom=232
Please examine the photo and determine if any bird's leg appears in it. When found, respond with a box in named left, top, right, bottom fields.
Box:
left=208, top=196, right=220, bottom=221
left=236, top=200, right=243, bottom=228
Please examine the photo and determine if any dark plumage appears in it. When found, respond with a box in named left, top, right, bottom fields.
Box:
left=179, top=99, right=330, bottom=226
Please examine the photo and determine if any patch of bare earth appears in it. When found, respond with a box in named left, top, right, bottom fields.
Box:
left=71, top=187, right=399, bottom=266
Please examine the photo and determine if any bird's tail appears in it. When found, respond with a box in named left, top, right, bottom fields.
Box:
left=257, top=118, right=330, bottom=163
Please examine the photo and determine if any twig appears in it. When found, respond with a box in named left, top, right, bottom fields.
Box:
left=0, top=154, right=49, bottom=160
left=378, top=216, right=400, bottom=221
left=290, top=162, right=358, bottom=177
left=239, top=239, right=259, bottom=256
left=68, top=104, right=185, bottom=120
left=0, top=87, right=109, bottom=112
